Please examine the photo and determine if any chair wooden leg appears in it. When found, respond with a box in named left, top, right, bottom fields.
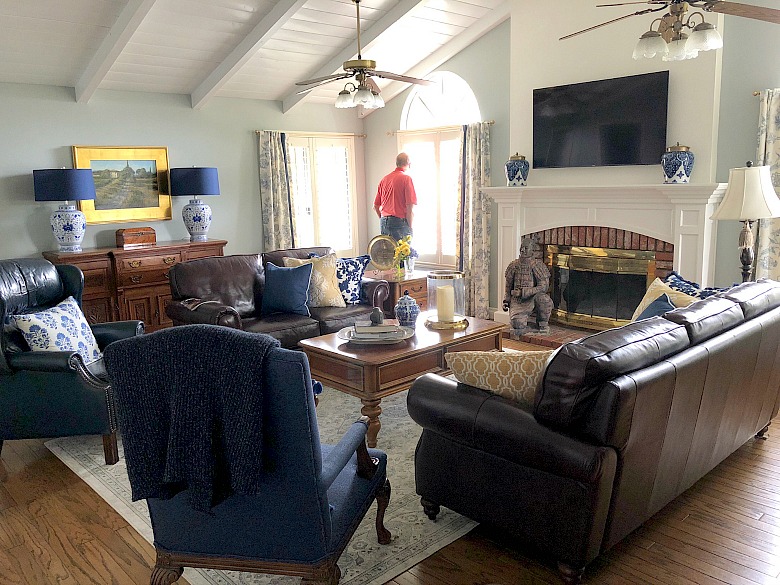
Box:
left=103, top=431, right=119, bottom=465
left=421, top=498, right=440, bottom=520
left=150, top=551, right=183, bottom=585
left=756, top=422, right=770, bottom=440
left=557, top=561, right=585, bottom=584
left=375, top=479, right=392, bottom=544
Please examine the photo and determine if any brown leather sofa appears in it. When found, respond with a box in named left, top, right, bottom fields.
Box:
left=166, top=247, right=389, bottom=348
left=408, top=279, right=780, bottom=583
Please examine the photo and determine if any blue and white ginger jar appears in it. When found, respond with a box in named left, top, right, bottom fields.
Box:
left=394, top=291, right=420, bottom=328
left=505, top=153, right=530, bottom=187
left=662, top=143, right=695, bottom=184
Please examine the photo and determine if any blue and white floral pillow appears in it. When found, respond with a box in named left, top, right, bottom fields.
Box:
left=336, top=255, right=371, bottom=304
left=663, top=271, right=730, bottom=300
left=9, top=296, right=101, bottom=364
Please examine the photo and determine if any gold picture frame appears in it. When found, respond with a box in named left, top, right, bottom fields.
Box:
left=72, top=145, right=171, bottom=224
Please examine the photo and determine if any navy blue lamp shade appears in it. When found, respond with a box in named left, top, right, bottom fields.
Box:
left=33, top=169, right=96, bottom=202
left=169, top=167, right=219, bottom=242
left=169, top=167, right=220, bottom=196
left=32, top=168, right=96, bottom=253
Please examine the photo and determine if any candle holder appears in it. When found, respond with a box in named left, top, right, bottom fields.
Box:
left=425, top=270, right=468, bottom=330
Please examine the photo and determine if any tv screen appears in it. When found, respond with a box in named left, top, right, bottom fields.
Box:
left=533, top=71, right=669, bottom=169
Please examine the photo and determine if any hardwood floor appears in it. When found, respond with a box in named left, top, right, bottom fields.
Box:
left=2, top=420, right=780, bottom=584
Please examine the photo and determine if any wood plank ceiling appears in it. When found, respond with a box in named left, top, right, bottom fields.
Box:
left=0, top=0, right=509, bottom=111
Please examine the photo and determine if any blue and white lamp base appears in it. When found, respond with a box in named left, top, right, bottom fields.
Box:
left=182, top=198, right=212, bottom=242
left=50, top=204, right=87, bottom=252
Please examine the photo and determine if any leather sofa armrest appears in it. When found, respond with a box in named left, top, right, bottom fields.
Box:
left=7, top=350, right=76, bottom=373
left=408, top=373, right=614, bottom=484
left=361, top=279, right=390, bottom=309
left=166, top=299, right=242, bottom=329
left=92, top=321, right=145, bottom=349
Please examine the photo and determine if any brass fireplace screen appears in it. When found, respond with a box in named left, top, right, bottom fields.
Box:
left=545, top=245, right=656, bottom=330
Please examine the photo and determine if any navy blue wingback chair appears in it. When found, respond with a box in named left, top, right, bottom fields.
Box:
left=103, top=325, right=391, bottom=585
left=0, top=258, right=144, bottom=465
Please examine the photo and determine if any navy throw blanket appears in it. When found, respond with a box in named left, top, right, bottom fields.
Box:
left=104, top=325, right=280, bottom=511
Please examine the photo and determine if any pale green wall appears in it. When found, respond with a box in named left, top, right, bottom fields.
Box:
left=0, top=83, right=362, bottom=259
left=714, top=3, right=780, bottom=286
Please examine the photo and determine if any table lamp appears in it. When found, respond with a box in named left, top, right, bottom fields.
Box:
left=711, top=161, right=780, bottom=282
left=33, top=168, right=96, bottom=252
left=169, top=167, right=219, bottom=242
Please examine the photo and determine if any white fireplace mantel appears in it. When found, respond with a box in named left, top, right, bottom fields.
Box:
left=485, top=184, right=727, bottom=301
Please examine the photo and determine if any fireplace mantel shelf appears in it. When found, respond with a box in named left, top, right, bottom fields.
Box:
left=485, top=183, right=727, bottom=295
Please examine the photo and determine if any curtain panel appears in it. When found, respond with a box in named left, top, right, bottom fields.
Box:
left=755, top=89, right=780, bottom=280
left=257, top=131, right=296, bottom=251
left=456, top=122, right=491, bottom=319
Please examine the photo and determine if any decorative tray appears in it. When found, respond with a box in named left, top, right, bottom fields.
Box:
left=337, top=326, right=415, bottom=345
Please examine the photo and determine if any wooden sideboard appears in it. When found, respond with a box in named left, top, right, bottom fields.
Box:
left=43, top=239, right=227, bottom=331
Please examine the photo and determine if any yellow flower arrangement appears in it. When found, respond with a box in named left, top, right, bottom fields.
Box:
left=393, top=236, right=418, bottom=277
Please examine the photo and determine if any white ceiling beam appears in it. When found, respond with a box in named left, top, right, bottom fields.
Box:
left=191, top=0, right=308, bottom=109
left=281, top=0, right=426, bottom=113
left=360, top=1, right=511, bottom=117
left=75, top=0, right=157, bottom=103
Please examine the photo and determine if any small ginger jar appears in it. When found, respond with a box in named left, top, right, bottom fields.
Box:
left=394, top=291, right=420, bottom=328
left=505, top=153, right=530, bottom=186
left=662, top=143, right=695, bottom=184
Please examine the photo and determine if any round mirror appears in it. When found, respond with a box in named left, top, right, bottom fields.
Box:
left=367, top=235, right=397, bottom=270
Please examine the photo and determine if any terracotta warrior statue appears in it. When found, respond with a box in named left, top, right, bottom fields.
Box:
left=503, top=236, right=553, bottom=335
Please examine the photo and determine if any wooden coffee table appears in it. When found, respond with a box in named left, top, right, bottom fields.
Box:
left=299, top=315, right=505, bottom=447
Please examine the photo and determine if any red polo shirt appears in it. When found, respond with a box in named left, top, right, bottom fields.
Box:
left=374, top=168, right=417, bottom=219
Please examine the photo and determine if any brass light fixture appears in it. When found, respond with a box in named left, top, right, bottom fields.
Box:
left=633, top=2, right=723, bottom=61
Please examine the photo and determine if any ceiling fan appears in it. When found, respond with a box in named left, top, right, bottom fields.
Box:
left=561, top=1, right=780, bottom=48
left=295, top=0, right=432, bottom=108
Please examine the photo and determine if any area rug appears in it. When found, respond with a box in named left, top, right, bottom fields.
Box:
left=45, top=388, right=476, bottom=585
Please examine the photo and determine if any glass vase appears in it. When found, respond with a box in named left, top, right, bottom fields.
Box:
left=404, top=257, right=415, bottom=276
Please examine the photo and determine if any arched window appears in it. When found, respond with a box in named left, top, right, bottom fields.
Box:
left=397, top=72, right=481, bottom=266
left=401, top=71, right=481, bottom=131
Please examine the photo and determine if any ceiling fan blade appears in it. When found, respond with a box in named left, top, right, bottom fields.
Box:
left=373, top=71, right=433, bottom=86
left=694, top=1, right=780, bottom=24
left=295, top=74, right=353, bottom=94
left=596, top=1, right=667, bottom=6
left=295, top=73, right=349, bottom=87
left=560, top=6, right=667, bottom=40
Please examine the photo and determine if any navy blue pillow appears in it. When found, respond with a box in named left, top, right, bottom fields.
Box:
left=636, top=293, right=676, bottom=321
left=261, top=262, right=313, bottom=317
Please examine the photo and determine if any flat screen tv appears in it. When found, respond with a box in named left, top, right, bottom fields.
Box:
left=533, top=71, right=669, bottom=169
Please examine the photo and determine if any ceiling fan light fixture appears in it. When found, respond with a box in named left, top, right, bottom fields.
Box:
left=663, top=34, right=696, bottom=61
left=353, top=85, right=374, bottom=107
left=633, top=30, right=668, bottom=59
left=372, top=91, right=385, bottom=108
left=335, top=88, right=355, bottom=108
left=687, top=21, right=723, bottom=52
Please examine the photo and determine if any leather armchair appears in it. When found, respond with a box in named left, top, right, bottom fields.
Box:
left=0, top=258, right=144, bottom=465
left=103, top=325, right=391, bottom=585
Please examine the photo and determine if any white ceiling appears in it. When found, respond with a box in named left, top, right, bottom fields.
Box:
left=0, top=0, right=510, bottom=111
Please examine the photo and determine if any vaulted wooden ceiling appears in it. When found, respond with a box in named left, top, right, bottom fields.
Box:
left=1, top=0, right=509, bottom=111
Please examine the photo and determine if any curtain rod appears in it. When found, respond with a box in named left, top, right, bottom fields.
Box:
left=754, top=91, right=761, bottom=96
left=254, top=130, right=366, bottom=138
left=387, top=120, right=495, bottom=136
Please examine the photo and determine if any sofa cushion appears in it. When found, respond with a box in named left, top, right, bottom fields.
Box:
left=336, top=255, right=371, bottom=305
left=241, top=313, right=320, bottom=349
left=261, top=263, right=312, bottom=317
left=262, top=247, right=333, bottom=269
left=536, top=317, right=689, bottom=428
left=308, top=304, right=374, bottom=335
left=8, top=296, right=101, bottom=364
left=284, top=253, right=346, bottom=308
left=635, top=293, right=675, bottom=321
left=719, top=279, right=780, bottom=320
left=663, top=295, right=744, bottom=344
left=446, top=349, right=556, bottom=408
left=631, top=278, right=697, bottom=321
left=663, top=271, right=731, bottom=299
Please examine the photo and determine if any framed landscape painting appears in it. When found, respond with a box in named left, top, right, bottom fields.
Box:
left=72, top=145, right=171, bottom=224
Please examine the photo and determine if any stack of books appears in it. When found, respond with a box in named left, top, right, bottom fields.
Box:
left=352, top=319, right=405, bottom=340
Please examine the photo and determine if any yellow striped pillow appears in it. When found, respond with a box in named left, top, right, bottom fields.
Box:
left=445, top=349, right=556, bottom=407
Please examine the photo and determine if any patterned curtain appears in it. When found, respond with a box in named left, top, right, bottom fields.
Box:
left=257, top=131, right=295, bottom=251
left=755, top=89, right=780, bottom=280
left=456, top=122, right=491, bottom=319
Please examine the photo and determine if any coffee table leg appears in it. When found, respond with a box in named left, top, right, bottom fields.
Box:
left=361, top=398, right=382, bottom=448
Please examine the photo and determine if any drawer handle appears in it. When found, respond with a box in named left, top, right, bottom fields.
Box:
left=129, top=260, right=141, bottom=268
left=130, top=275, right=142, bottom=284
left=410, top=285, right=424, bottom=293
left=163, top=256, right=176, bottom=265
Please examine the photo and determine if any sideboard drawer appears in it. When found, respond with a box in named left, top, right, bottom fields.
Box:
left=117, top=267, right=171, bottom=288
left=117, top=253, right=181, bottom=272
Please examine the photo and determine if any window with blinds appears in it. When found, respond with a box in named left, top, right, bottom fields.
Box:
left=286, top=134, right=359, bottom=257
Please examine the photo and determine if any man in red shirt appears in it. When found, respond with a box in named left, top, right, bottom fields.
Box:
left=374, top=152, right=417, bottom=242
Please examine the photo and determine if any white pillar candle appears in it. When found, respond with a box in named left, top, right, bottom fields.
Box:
left=437, top=285, right=455, bottom=322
